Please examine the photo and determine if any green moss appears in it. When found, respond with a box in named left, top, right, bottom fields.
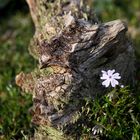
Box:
left=66, top=87, right=140, bottom=139
left=0, top=12, right=35, bottom=139
left=34, top=126, right=72, bottom=140
left=0, top=0, right=140, bottom=139
left=32, top=67, right=54, bottom=79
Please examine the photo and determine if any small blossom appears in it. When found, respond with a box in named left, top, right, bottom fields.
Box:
left=100, top=69, right=121, bottom=88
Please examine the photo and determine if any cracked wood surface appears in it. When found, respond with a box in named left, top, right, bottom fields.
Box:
left=16, top=0, right=135, bottom=139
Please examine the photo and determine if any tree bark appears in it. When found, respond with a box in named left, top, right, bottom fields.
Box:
left=16, top=0, right=135, bottom=139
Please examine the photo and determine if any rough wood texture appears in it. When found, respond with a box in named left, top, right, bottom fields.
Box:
left=16, top=0, right=135, bottom=139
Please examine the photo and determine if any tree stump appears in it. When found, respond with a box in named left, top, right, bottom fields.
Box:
left=16, top=0, right=135, bottom=139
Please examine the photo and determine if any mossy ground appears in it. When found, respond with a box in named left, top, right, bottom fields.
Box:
left=0, top=0, right=140, bottom=139
left=0, top=3, right=36, bottom=139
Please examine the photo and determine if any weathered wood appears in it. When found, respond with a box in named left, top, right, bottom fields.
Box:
left=16, top=0, right=135, bottom=139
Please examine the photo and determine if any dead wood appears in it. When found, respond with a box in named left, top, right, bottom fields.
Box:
left=16, top=0, right=135, bottom=139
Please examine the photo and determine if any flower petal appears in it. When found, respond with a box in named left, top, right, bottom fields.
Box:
left=100, top=74, right=109, bottom=79
left=102, top=79, right=110, bottom=87
left=101, top=70, right=107, bottom=74
left=107, top=69, right=115, bottom=76
left=111, top=79, right=119, bottom=87
left=112, top=73, right=121, bottom=79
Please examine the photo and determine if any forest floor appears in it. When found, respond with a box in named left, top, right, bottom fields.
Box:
left=0, top=0, right=140, bottom=139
